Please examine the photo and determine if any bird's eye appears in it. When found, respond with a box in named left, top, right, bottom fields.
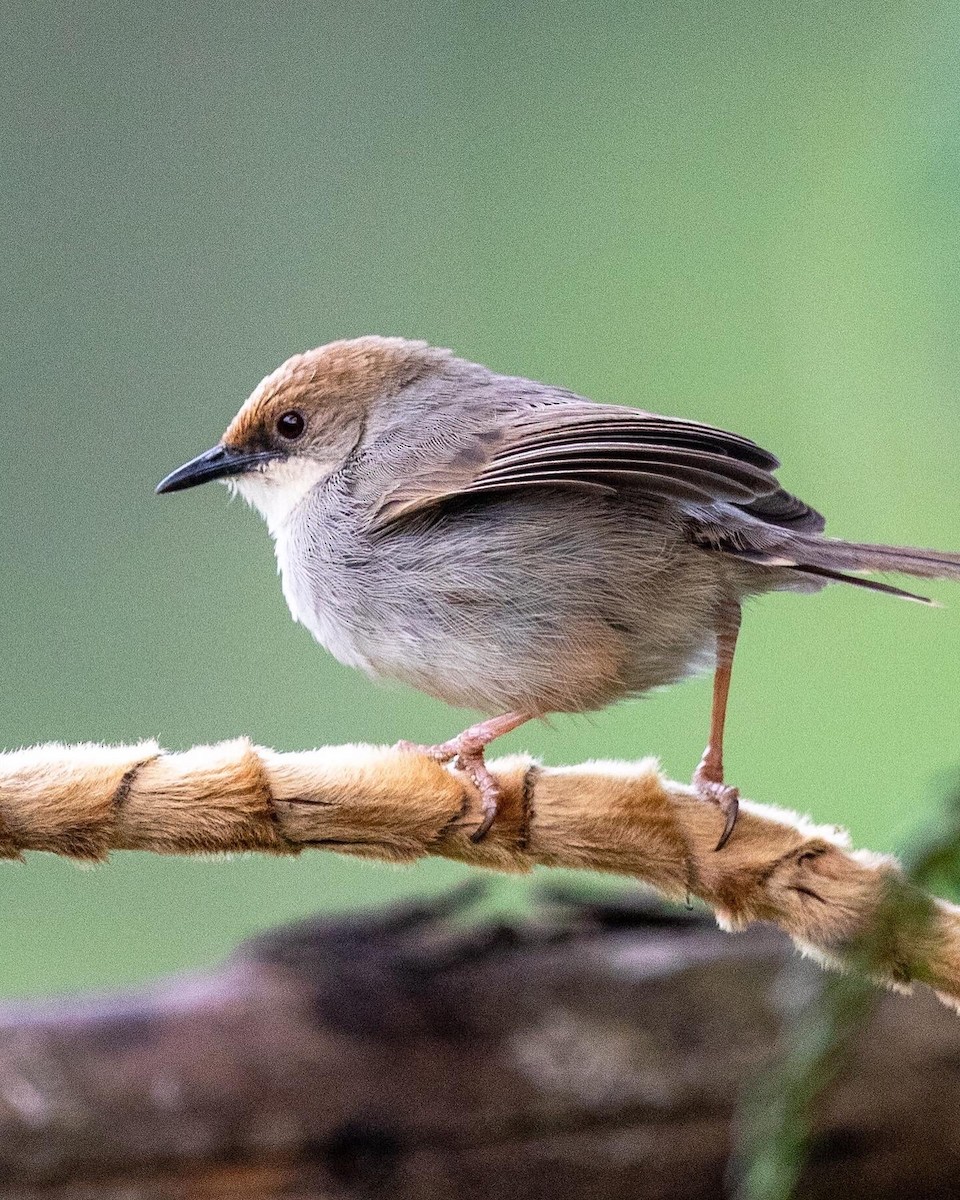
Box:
left=276, top=410, right=305, bottom=440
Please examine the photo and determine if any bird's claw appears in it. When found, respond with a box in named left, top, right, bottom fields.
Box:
left=693, top=776, right=740, bottom=851
left=394, top=738, right=455, bottom=762
left=393, top=738, right=501, bottom=842
left=456, top=751, right=500, bottom=842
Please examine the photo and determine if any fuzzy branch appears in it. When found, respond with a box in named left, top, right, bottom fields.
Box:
left=2, top=739, right=959, bottom=1009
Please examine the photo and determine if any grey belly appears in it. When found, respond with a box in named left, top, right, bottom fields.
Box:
left=280, top=490, right=728, bottom=716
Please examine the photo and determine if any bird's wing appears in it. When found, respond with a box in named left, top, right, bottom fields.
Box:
left=371, top=400, right=822, bottom=532
left=733, top=487, right=825, bottom=533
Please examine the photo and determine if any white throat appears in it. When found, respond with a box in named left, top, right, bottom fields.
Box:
left=227, top=457, right=331, bottom=536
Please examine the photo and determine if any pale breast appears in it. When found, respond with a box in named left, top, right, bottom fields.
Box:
left=274, top=481, right=725, bottom=717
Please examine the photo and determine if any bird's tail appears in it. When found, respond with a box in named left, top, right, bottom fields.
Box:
left=787, top=537, right=960, bottom=605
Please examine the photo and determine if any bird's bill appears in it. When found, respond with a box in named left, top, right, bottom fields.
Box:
left=155, top=444, right=279, bottom=494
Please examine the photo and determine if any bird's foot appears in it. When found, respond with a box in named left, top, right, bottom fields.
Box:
left=396, top=713, right=530, bottom=843
left=394, top=734, right=501, bottom=843
left=692, top=767, right=740, bottom=851
left=395, top=737, right=460, bottom=763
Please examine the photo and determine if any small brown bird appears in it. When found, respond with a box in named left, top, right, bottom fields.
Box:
left=157, top=337, right=960, bottom=847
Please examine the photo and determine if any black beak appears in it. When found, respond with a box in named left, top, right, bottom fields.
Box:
left=155, top=445, right=278, bottom=494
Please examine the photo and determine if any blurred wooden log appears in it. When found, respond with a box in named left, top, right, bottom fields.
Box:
left=0, top=887, right=957, bottom=1199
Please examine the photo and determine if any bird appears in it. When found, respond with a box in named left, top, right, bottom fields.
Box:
left=157, top=336, right=960, bottom=849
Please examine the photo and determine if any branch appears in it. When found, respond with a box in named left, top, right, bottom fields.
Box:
left=2, top=739, right=959, bottom=1009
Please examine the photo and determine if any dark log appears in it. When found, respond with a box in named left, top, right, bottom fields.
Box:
left=0, top=885, right=957, bottom=1198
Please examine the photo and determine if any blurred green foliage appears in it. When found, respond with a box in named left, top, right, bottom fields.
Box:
left=2, top=0, right=959, bottom=996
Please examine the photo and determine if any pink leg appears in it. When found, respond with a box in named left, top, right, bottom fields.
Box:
left=693, top=601, right=742, bottom=850
left=397, top=712, right=531, bottom=842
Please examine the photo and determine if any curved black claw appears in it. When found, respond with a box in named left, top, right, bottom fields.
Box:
left=469, top=801, right=498, bottom=843
left=394, top=740, right=501, bottom=842
left=693, top=777, right=741, bottom=851
left=714, top=789, right=740, bottom=851
left=458, top=753, right=501, bottom=843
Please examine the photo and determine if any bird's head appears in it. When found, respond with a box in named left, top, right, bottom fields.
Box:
left=156, top=336, right=448, bottom=532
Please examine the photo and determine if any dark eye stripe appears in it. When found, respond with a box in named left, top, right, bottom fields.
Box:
left=277, top=411, right=305, bottom=439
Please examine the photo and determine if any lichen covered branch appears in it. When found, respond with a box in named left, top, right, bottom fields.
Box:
left=2, top=739, right=958, bottom=1009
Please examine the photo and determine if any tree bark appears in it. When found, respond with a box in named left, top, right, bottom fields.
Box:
left=0, top=887, right=956, bottom=1199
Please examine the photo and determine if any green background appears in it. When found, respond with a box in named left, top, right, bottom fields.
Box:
left=2, top=1, right=959, bottom=996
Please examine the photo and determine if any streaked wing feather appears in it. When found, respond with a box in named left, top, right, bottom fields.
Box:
left=502, top=411, right=780, bottom=467
left=480, top=445, right=776, bottom=497
left=477, top=461, right=763, bottom=503
left=377, top=478, right=616, bottom=525
left=371, top=401, right=785, bottom=530
left=474, top=468, right=723, bottom=505
left=738, top=487, right=825, bottom=532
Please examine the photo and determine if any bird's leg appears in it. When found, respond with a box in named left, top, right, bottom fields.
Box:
left=693, top=600, right=743, bottom=851
left=397, top=712, right=531, bottom=842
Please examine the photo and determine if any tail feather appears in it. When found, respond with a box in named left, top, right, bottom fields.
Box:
left=788, top=562, right=937, bottom=605
left=792, top=537, right=960, bottom=583
left=692, top=511, right=960, bottom=603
